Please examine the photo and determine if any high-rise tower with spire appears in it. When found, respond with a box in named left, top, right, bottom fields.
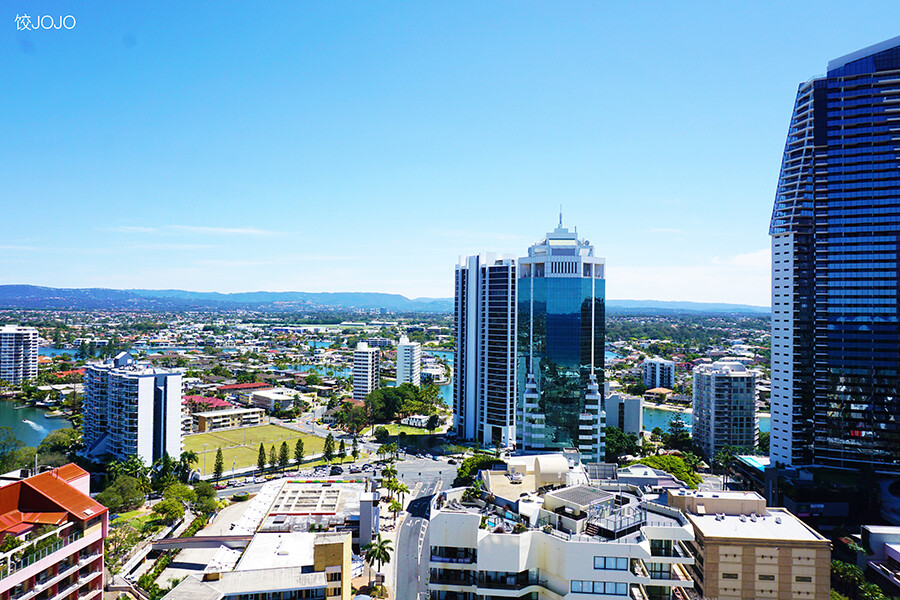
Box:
left=516, top=220, right=606, bottom=461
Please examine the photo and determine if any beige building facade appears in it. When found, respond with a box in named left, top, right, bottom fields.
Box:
left=668, top=490, right=830, bottom=600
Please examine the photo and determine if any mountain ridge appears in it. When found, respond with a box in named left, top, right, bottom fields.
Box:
left=0, top=285, right=769, bottom=314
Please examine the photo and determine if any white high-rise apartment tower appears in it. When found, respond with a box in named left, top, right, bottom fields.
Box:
left=692, top=361, right=757, bottom=459
left=641, top=357, right=675, bottom=389
left=453, top=253, right=517, bottom=447
left=396, top=335, right=421, bottom=386
left=352, top=342, right=380, bottom=403
left=0, top=325, right=39, bottom=384
left=83, top=352, right=183, bottom=465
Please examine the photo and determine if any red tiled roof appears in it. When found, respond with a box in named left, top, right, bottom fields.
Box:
left=0, top=464, right=105, bottom=535
left=53, top=369, right=85, bottom=378
left=216, top=382, right=272, bottom=391
left=183, top=395, right=232, bottom=409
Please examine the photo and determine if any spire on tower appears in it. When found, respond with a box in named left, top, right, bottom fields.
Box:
left=559, top=205, right=563, bottom=228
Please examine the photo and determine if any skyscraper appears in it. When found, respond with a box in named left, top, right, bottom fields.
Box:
left=770, top=36, right=900, bottom=471
left=396, top=335, right=421, bottom=386
left=0, top=325, right=39, bottom=385
left=352, top=342, right=380, bottom=403
left=83, top=352, right=182, bottom=465
left=692, top=361, right=758, bottom=459
left=517, top=220, right=606, bottom=461
left=453, top=253, right=517, bottom=446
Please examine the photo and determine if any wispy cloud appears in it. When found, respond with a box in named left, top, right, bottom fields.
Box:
left=170, top=225, right=282, bottom=236
left=711, top=248, right=771, bottom=268
left=105, top=226, right=160, bottom=234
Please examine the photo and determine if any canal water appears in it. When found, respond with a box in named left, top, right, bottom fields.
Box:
left=0, top=400, right=71, bottom=447
left=642, top=406, right=771, bottom=434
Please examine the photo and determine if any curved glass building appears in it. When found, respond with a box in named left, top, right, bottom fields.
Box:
left=770, top=36, right=900, bottom=472
left=516, top=220, right=606, bottom=461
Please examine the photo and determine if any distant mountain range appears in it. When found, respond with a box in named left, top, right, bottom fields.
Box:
left=0, top=285, right=769, bottom=314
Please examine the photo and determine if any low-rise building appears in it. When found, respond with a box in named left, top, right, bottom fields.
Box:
left=163, top=531, right=352, bottom=600
left=251, top=387, right=297, bottom=412
left=429, top=456, right=696, bottom=600
left=0, top=464, right=108, bottom=600
left=194, top=407, right=265, bottom=432
left=401, top=414, right=433, bottom=428
left=669, top=489, right=830, bottom=600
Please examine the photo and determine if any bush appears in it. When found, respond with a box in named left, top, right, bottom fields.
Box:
left=626, top=456, right=702, bottom=488
left=232, top=492, right=250, bottom=502
left=374, top=426, right=390, bottom=442
left=454, top=454, right=503, bottom=486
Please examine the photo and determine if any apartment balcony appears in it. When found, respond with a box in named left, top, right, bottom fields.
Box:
left=5, top=530, right=85, bottom=577
left=56, top=580, right=80, bottom=599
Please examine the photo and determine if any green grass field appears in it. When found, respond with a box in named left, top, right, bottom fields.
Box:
left=185, top=424, right=327, bottom=475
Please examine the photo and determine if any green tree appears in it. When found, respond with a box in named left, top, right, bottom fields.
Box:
left=269, top=445, right=277, bottom=469
left=351, top=437, right=359, bottom=461
left=323, top=433, right=335, bottom=463
left=163, top=482, right=196, bottom=505
left=663, top=415, right=693, bottom=453
left=388, top=499, right=402, bottom=520
left=37, top=428, right=79, bottom=456
left=426, top=414, right=441, bottom=434
left=279, top=441, right=290, bottom=473
left=373, top=426, right=389, bottom=443
left=338, top=439, right=346, bottom=463
left=96, top=475, right=145, bottom=512
left=362, top=534, right=393, bottom=588
left=0, top=427, right=25, bottom=473
left=257, top=443, right=267, bottom=474
left=213, top=448, right=225, bottom=482
left=152, top=498, right=185, bottom=524
left=757, top=431, right=770, bottom=453
left=177, top=450, right=199, bottom=483
left=294, top=438, right=305, bottom=466
left=604, top=427, right=640, bottom=463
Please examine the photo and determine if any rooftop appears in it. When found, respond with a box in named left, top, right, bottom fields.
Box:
left=689, top=507, right=828, bottom=543
left=194, top=407, right=264, bottom=418
left=546, top=485, right=613, bottom=510
left=235, top=532, right=315, bottom=571
left=164, top=568, right=328, bottom=600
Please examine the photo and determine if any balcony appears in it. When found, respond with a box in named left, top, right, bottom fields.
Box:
left=7, top=530, right=85, bottom=576
left=430, top=573, right=475, bottom=586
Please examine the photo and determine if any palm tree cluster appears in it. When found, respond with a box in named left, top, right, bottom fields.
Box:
left=380, top=464, right=409, bottom=521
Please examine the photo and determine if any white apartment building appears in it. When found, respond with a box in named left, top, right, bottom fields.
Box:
left=396, top=335, right=422, bottom=386
left=0, top=325, right=39, bottom=384
left=429, top=469, right=696, bottom=600
left=83, top=352, right=182, bottom=465
left=692, top=361, right=757, bottom=459
left=604, top=387, right=643, bottom=436
left=250, top=387, right=297, bottom=412
left=454, top=253, right=517, bottom=447
left=352, top=342, right=380, bottom=403
left=642, top=357, right=675, bottom=390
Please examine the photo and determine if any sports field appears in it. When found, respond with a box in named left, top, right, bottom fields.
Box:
left=184, top=424, right=327, bottom=475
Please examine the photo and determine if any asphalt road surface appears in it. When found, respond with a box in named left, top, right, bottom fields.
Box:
left=395, top=480, right=442, bottom=600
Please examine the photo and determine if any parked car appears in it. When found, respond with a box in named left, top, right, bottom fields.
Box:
left=330, top=466, right=344, bottom=475
left=448, top=459, right=457, bottom=465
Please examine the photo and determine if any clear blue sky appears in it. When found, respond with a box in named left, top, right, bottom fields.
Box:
left=3, top=2, right=899, bottom=306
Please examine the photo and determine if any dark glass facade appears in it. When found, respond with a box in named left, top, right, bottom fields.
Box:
left=770, top=38, right=900, bottom=471
left=517, top=224, right=605, bottom=461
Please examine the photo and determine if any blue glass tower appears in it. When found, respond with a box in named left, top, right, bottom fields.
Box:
left=516, top=219, right=606, bottom=462
left=770, top=36, right=900, bottom=471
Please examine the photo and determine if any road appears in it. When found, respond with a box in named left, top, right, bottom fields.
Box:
left=394, top=478, right=448, bottom=600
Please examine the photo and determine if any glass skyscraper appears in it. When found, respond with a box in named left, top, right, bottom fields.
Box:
left=517, top=220, right=606, bottom=462
left=770, top=36, right=900, bottom=472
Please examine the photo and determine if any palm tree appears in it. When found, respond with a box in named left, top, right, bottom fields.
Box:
left=382, top=465, right=398, bottom=481
left=384, top=478, right=399, bottom=501
left=362, top=534, right=393, bottom=589
left=177, top=450, right=198, bottom=482
left=388, top=499, right=402, bottom=521
left=395, top=482, right=410, bottom=507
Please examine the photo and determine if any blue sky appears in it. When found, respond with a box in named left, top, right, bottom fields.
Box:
left=3, top=2, right=899, bottom=306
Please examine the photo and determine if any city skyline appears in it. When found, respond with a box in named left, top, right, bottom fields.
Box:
left=6, top=3, right=900, bottom=305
